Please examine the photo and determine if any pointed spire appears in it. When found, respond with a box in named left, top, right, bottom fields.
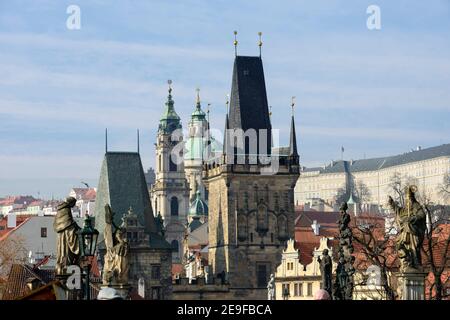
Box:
left=289, top=96, right=298, bottom=158
left=105, top=128, right=108, bottom=153
left=223, top=111, right=230, bottom=155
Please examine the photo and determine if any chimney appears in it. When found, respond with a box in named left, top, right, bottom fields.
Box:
left=7, top=213, right=16, bottom=228
left=311, top=220, right=320, bottom=235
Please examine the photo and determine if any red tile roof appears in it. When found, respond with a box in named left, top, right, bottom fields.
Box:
left=2, top=264, right=55, bottom=300
left=0, top=216, right=31, bottom=241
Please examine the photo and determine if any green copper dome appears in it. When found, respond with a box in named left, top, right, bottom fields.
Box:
left=184, top=136, right=222, bottom=160
left=158, top=86, right=182, bottom=134
left=191, top=89, right=206, bottom=121
left=191, top=102, right=206, bottom=121
left=189, top=190, right=208, bottom=216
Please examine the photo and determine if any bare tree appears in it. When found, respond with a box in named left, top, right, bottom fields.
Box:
left=420, top=198, right=450, bottom=300
left=352, top=215, right=398, bottom=300
left=0, top=235, right=27, bottom=279
left=334, top=186, right=349, bottom=206
left=388, top=172, right=418, bottom=206
left=438, top=172, right=450, bottom=201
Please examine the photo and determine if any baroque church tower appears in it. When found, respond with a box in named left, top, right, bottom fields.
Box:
left=204, top=55, right=300, bottom=299
left=184, top=89, right=209, bottom=202
left=151, top=81, right=190, bottom=263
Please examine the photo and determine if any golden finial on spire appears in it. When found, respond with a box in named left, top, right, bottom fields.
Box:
left=269, top=105, right=272, bottom=118
left=291, top=96, right=296, bottom=116
left=258, top=32, right=262, bottom=57
left=233, top=31, right=238, bottom=56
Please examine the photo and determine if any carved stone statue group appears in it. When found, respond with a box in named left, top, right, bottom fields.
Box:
left=54, top=199, right=129, bottom=286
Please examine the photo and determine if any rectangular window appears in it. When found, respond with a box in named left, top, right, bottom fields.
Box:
left=299, top=283, right=303, bottom=296
left=294, top=283, right=298, bottom=296
left=151, top=265, right=161, bottom=279
left=256, top=263, right=269, bottom=288
left=40, top=227, right=47, bottom=238
left=307, top=283, right=313, bottom=296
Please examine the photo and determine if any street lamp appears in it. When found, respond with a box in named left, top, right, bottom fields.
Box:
left=77, top=214, right=99, bottom=300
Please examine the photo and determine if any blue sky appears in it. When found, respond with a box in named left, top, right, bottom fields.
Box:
left=0, top=0, right=449, bottom=198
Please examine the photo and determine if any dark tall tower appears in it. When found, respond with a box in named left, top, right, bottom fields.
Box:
left=204, top=54, right=300, bottom=299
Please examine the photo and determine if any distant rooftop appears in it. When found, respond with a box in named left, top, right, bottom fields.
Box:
left=301, top=143, right=450, bottom=174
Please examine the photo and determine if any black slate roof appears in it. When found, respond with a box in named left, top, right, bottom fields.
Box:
left=302, top=144, right=450, bottom=174
left=228, top=55, right=272, bottom=155
left=94, top=152, right=169, bottom=249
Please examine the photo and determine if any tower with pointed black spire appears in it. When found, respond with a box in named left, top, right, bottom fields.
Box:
left=150, top=80, right=190, bottom=263
left=204, top=39, right=300, bottom=299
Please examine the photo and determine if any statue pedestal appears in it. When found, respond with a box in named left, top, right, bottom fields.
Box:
left=99, top=284, right=131, bottom=300
left=396, top=271, right=426, bottom=300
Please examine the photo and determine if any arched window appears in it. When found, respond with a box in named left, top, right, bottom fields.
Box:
left=159, top=155, right=162, bottom=171
left=170, top=197, right=179, bottom=216
left=155, top=199, right=158, bottom=215
left=171, top=239, right=179, bottom=253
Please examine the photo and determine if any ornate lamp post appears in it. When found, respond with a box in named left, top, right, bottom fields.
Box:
left=77, top=214, right=99, bottom=300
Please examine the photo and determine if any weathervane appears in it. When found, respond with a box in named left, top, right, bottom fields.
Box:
left=258, top=32, right=263, bottom=57
left=168, top=79, right=173, bottom=94
left=226, top=94, right=230, bottom=114
left=291, top=96, right=296, bottom=116
left=234, top=31, right=238, bottom=56
left=269, top=105, right=272, bottom=118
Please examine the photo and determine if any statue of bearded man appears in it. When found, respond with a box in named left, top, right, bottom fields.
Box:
left=388, top=185, right=426, bottom=272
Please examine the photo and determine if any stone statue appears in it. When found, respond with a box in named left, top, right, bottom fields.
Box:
left=267, top=273, right=275, bottom=300
left=318, top=249, right=332, bottom=296
left=388, top=185, right=426, bottom=272
left=102, top=204, right=129, bottom=285
left=54, top=197, right=80, bottom=275
left=333, top=202, right=354, bottom=300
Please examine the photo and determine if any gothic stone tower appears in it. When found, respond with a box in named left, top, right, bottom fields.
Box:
left=204, top=55, right=300, bottom=299
left=151, top=83, right=190, bottom=263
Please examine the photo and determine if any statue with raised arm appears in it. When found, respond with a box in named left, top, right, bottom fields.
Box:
left=318, top=249, right=333, bottom=296
left=267, top=273, right=275, bottom=300
left=54, top=197, right=80, bottom=275
left=102, top=204, right=129, bottom=285
left=388, top=185, right=426, bottom=272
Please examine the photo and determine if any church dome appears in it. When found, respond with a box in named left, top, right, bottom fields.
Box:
left=158, top=85, right=181, bottom=134
left=189, top=190, right=208, bottom=216
left=184, top=136, right=222, bottom=161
